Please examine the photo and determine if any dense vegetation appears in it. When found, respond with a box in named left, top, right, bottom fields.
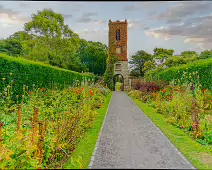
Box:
left=0, top=8, right=111, bottom=169
left=0, top=9, right=108, bottom=76
left=129, top=71, right=212, bottom=153
left=0, top=53, right=95, bottom=101
left=144, top=58, right=212, bottom=90
left=129, top=48, right=212, bottom=80
left=0, top=78, right=110, bottom=168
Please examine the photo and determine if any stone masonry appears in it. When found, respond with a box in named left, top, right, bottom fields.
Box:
left=108, top=19, right=130, bottom=90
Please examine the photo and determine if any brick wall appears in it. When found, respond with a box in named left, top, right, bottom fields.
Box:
left=108, top=20, right=128, bottom=61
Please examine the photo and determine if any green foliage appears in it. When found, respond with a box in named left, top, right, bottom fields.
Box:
left=153, top=47, right=174, bottom=60
left=199, top=50, right=212, bottom=59
left=129, top=50, right=152, bottom=77
left=129, top=72, right=212, bottom=147
left=0, top=53, right=94, bottom=100
left=145, top=58, right=212, bottom=90
left=131, top=98, right=212, bottom=169
left=143, top=60, right=156, bottom=73
left=0, top=84, right=110, bottom=169
left=76, top=39, right=108, bottom=75
left=181, top=51, right=198, bottom=57
left=165, top=55, right=199, bottom=68
left=23, top=9, right=81, bottom=72
left=144, top=66, right=165, bottom=81
left=103, top=54, right=116, bottom=90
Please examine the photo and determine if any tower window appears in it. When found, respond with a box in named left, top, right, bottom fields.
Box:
left=116, top=29, right=120, bottom=41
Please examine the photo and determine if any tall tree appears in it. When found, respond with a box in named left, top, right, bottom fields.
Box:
left=77, top=39, right=108, bottom=75
left=129, top=50, right=152, bottom=77
left=181, top=51, right=198, bottom=57
left=23, top=9, right=81, bottom=71
left=199, top=50, right=212, bottom=59
left=153, top=47, right=174, bottom=66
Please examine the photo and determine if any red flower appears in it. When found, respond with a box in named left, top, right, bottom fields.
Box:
left=202, top=89, right=206, bottom=93
left=162, top=89, right=166, bottom=93
left=81, top=87, right=84, bottom=91
left=76, top=89, right=81, bottom=95
left=180, top=125, right=184, bottom=129
left=29, top=91, right=33, bottom=95
left=210, top=100, right=212, bottom=103
left=89, top=90, right=94, bottom=96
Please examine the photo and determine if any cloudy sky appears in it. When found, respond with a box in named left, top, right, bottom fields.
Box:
left=0, top=1, right=212, bottom=56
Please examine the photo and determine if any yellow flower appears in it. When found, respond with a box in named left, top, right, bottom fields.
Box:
left=2, top=78, right=6, bottom=81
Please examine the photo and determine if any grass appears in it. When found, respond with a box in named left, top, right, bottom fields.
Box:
left=115, top=82, right=122, bottom=91
left=130, top=97, right=212, bottom=169
left=63, top=92, right=112, bottom=169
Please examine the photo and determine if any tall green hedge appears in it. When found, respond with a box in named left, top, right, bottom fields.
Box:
left=0, top=53, right=94, bottom=98
left=144, top=58, right=212, bottom=90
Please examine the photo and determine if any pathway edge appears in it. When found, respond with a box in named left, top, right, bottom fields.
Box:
left=129, top=94, right=196, bottom=169
left=88, top=92, right=113, bottom=169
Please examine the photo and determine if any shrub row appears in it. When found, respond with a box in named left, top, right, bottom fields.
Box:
left=0, top=53, right=94, bottom=98
left=144, top=58, right=212, bottom=90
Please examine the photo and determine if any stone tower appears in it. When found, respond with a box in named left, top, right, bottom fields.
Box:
left=108, top=19, right=129, bottom=90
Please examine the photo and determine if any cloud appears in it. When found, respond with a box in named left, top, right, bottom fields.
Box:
left=123, top=2, right=169, bottom=12
left=145, top=14, right=212, bottom=50
left=0, top=5, right=30, bottom=25
left=0, top=4, right=21, bottom=17
left=83, top=12, right=98, bottom=17
left=78, top=27, right=108, bottom=35
left=76, top=11, right=98, bottom=23
left=128, top=20, right=145, bottom=29
left=62, top=14, right=72, bottom=19
left=151, top=1, right=212, bottom=24
left=93, top=20, right=106, bottom=26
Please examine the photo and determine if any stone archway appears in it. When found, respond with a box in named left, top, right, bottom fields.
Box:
left=113, top=74, right=124, bottom=91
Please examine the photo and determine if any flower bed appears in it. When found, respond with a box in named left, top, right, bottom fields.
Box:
left=0, top=80, right=110, bottom=168
left=129, top=70, right=212, bottom=149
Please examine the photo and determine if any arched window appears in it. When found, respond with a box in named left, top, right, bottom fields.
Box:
left=116, top=29, right=120, bottom=41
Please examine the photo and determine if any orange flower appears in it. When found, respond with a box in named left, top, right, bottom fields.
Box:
left=81, top=87, right=84, bottom=91
left=98, top=90, right=101, bottom=94
left=89, top=90, right=94, bottom=96
left=77, top=89, right=81, bottom=95
left=162, top=89, right=166, bottom=93
left=29, top=91, right=33, bottom=95
left=210, top=100, right=212, bottom=103
left=202, top=89, right=206, bottom=93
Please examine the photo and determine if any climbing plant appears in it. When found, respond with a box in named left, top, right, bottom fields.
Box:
left=103, top=54, right=116, bottom=91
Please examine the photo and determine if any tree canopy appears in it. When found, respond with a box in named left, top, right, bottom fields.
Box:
left=0, top=9, right=108, bottom=75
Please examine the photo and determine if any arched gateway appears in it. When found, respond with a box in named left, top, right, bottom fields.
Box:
left=108, top=19, right=130, bottom=91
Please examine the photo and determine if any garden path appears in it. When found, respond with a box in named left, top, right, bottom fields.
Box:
left=89, top=91, right=195, bottom=169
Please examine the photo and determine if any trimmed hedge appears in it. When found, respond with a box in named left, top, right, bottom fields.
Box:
left=0, top=53, right=94, bottom=98
left=144, top=58, right=212, bottom=90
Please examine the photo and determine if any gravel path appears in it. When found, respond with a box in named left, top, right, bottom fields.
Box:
left=89, top=91, right=195, bottom=169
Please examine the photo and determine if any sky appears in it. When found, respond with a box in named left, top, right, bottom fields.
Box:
left=1, top=1, right=212, bottom=57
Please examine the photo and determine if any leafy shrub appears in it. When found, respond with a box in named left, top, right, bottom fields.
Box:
left=0, top=83, right=110, bottom=169
left=0, top=53, right=94, bottom=100
left=103, top=54, right=116, bottom=91
left=144, top=58, right=212, bottom=90
left=129, top=71, right=212, bottom=146
left=165, top=55, right=199, bottom=68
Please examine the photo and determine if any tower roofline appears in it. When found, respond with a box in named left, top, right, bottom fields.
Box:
left=109, top=19, right=127, bottom=24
